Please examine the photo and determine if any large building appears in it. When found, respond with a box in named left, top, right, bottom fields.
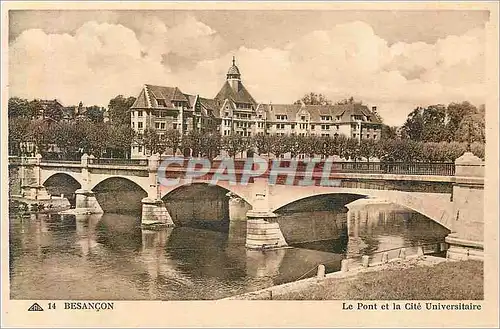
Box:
left=130, top=57, right=382, bottom=158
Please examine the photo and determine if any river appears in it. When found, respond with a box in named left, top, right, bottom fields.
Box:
left=9, top=203, right=450, bottom=300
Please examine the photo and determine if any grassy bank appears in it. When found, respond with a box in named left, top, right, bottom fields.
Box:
left=274, top=259, right=483, bottom=300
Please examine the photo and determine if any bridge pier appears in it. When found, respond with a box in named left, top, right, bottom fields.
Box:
left=227, top=192, right=252, bottom=221
left=446, top=152, right=484, bottom=260
left=245, top=178, right=287, bottom=250
left=142, top=154, right=174, bottom=228
left=75, top=189, right=103, bottom=214
left=141, top=197, right=174, bottom=227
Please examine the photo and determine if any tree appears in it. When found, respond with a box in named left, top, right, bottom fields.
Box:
left=8, top=117, right=30, bottom=155
left=163, top=129, right=181, bottom=156
left=298, top=135, right=317, bottom=158
left=182, top=130, right=203, bottom=157
left=401, top=105, right=447, bottom=142
left=222, top=134, right=247, bottom=158
left=8, top=97, right=30, bottom=118
left=52, top=121, right=85, bottom=159
left=108, top=95, right=136, bottom=125
left=143, top=128, right=162, bottom=155
left=454, top=108, right=485, bottom=144
left=268, top=135, right=289, bottom=158
left=108, top=124, right=135, bottom=158
left=287, top=134, right=302, bottom=158
left=27, top=119, right=52, bottom=154
left=200, top=131, right=222, bottom=160
left=344, top=137, right=361, bottom=161
left=359, top=139, right=378, bottom=162
left=318, top=136, right=335, bottom=159
left=381, top=125, right=398, bottom=140
left=252, top=133, right=271, bottom=155
left=86, top=105, right=105, bottom=123
left=294, top=92, right=332, bottom=105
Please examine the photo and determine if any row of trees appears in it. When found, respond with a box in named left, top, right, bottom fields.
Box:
left=8, top=95, right=136, bottom=125
left=140, top=130, right=484, bottom=162
left=401, top=102, right=485, bottom=143
left=8, top=95, right=138, bottom=158
left=9, top=117, right=135, bottom=159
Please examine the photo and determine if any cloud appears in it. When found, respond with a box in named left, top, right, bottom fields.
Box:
left=9, top=18, right=486, bottom=126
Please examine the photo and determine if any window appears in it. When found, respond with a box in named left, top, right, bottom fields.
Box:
left=138, top=146, right=143, bottom=153
left=299, top=123, right=307, bottom=129
left=276, top=115, right=288, bottom=120
left=321, top=133, right=329, bottom=137
left=173, top=123, right=178, bottom=130
left=301, top=115, right=306, bottom=121
left=321, top=116, right=331, bottom=121
left=157, top=99, right=167, bottom=107
left=276, top=123, right=285, bottom=129
left=138, top=111, right=143, bottom=117
left=138, top=122, right=143, bottom=129
left=160, top=123, right=166, bottom=130
left=321, top=124, right=330, bottom=130
left=258, top=114, right=263, bottom=119
left=225, top=112, right=229, bottom=117
left=155, top=122, right=160, bottom=129
left=311, top=124, right=315, bottom=130
left=291, top=124, right=295, bottom=129
left=132, top=122, right=135, bottom=128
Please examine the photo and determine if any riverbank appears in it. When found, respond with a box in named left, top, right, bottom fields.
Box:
left=224, top=257, right=483, bottom=300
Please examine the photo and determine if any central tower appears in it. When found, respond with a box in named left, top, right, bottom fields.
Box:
left=227, top=56, right=241, bottom=92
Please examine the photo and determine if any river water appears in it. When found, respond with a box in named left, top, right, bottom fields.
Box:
left=9, top=204, right=450, bottom=300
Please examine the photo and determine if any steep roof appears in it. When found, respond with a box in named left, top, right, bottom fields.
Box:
left=256, top=102, right=379, bottom=123
left=131, top=84, right=189, bottom=109
left=215, top=81, right=257, bottom=105
left=199, top=97, right=220, bottom=117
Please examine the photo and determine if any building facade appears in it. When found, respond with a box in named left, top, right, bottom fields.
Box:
left=130, top=57, right=382, bottom=158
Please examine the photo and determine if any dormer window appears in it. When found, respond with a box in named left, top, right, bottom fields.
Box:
left=320, top=115, right=331, bottom=121
left=157, top=99, right=167, bottom=107
left=276, top=115, right=288, bottom=120
left=301, top=115, right=306, bottom=121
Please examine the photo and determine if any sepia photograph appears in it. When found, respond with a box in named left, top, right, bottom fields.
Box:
left=1, top=1, right=499, bottom=328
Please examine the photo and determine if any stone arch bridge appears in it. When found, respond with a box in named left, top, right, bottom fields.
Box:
left=8, top=153, right=484, bottom=260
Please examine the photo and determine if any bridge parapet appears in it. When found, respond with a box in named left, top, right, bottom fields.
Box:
left=446, top=152, right=485, bottom=260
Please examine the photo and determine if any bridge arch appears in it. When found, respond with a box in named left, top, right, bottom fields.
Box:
left=42, top=173, right=82, bottom=206
left=42, top=171, right=82, bottom=188
left=161, top=181, right=252, bottom=205
left=91, top=176, right=148, bottom=214
left=268, top=186, right=453, bottom=230
left=161, top=182, right=250, bottom=228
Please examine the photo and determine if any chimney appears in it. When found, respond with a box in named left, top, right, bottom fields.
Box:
left=372, top=106, right=377, bottom=113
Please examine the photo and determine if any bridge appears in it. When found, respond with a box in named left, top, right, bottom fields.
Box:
left=8, top=152, right=484, bottom=260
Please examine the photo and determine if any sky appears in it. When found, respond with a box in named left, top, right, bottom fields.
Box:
left=8, top=9, right=490, bottom=126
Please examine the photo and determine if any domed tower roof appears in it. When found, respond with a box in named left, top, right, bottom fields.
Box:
left=226, top=56, right=241, bottom=80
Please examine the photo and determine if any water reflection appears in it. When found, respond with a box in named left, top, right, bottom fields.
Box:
left=9, top=201, right=450, bottom=300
